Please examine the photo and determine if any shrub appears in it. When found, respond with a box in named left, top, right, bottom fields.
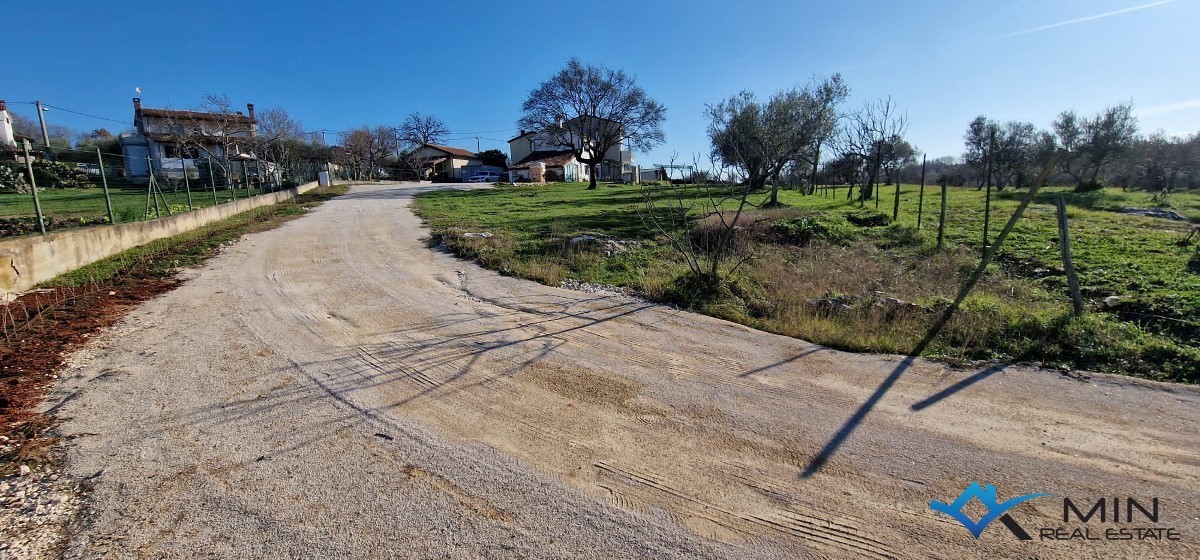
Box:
left=767, top=216, right=837, bottom=246
left=32, top=160, right=91, bottom=189
left=116, top=205, right=144, bottom=223
left=0, top=161, right=29, bottom=193
left=845, top=210, right=891, bottom=227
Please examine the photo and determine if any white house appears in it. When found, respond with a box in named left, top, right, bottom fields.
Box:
left=507, top=116, right=637, bottom=183
left=119, top=97, right=258, bottom=180
left=410, top=144, right=483, bottom=180
left=0, top=100, right=15, bottom=149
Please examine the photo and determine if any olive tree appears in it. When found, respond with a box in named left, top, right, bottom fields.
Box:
left=1053, top=102, right=1138, bottom=191
left=519, top=58, right=665, bottom=189
left=706, top=74, right=848, bottom=205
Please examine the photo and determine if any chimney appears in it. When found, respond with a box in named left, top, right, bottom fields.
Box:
left=246, top=103, right=255, bottom=121
left=0, top=100, right=7, bottom=111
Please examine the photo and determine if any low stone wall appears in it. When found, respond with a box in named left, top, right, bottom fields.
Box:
left=0, top=181, right=320, bottom=295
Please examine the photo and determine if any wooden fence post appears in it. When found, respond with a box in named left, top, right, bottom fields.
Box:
left=917, top=155, right=927, bottom=229
left=937, top=179, right=948, bottom=250
left=1055, top=196, right=1085, bottom=316
left=982, top=128, right=995, bottom=256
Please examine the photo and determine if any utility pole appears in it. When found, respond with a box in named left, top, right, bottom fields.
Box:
left=475, top=136, right=481, bottom=152
left=35, top=101, right=52, bottom=159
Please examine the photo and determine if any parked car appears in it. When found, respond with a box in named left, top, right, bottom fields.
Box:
left=467, top=171, right=502, bottom=183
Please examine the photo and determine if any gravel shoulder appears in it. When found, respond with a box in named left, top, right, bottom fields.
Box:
left=43, top=182, right=1200, bottom=558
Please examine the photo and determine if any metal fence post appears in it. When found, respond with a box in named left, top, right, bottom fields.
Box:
left=21, top=140, right=47, bottom=234
left=146, top=156, right=162, bottom=219
left=183, top=161, right=194, bottom=211
left=97, top=148, right=116, bottom=224
left=207, top=161, right=219, bottom=204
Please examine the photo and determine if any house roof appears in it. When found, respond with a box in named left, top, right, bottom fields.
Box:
left=139, top=107, right=256, bottom=124
left=422, top=144, right=476, bottom=158
left=508, top=131, right=535, bottom=143
left=510, top=150, right=577, bottom=169
left=144, top=132, right=248, bottom=143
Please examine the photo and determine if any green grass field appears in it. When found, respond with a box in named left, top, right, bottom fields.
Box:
left=0, top=183, right=277, bottom=234
left=414, top=181, right=1200, bottom=382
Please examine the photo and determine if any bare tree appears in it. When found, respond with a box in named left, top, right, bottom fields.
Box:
left=342, top=126, right=397, bottom=180
left=836, top=97, right=908, bottom=202
left=879, top=137, right=917, bottom=185
left=707, top=75, right=848, bottom=204
left=10, top=112, right=40, bottom=139
left=520, top=58, right=666, bottom=189
left=641, top=153, right=761, bottom=288
left=394, top=113, right=450, bottom=180
left=158, top=94, right=257, bottom=183
left=254, top=107, right=306, bottom=181
left=398, top=112, right=449, bottom=148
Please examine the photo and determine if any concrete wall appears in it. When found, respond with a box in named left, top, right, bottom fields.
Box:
left=0, top=180, right=321, bottom=296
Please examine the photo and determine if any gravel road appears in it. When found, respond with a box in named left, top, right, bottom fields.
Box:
left=47, top=182, right=1200, bottom=558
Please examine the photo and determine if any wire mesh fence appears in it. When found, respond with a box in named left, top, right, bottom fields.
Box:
left=0, top=144, right=328, bottom=238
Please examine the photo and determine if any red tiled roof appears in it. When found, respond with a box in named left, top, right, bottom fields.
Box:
left=140, top=108, right=255, bottom=124
left=507, top=131, right=535, bottom=143
left=424, top=144, right=476, bottom=158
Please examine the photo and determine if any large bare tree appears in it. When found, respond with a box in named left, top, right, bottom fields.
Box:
left=395, top=113, right=450, bottom=180
left=397, top=112, right=449, bottom=148
left=341, top=126, right=397, bottom=180
left=253, top=107, right=306, bottom=181
left=519, top=58, right=665, bottom=189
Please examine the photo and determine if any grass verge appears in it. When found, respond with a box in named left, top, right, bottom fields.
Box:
left=414, top=182, right=1200, bottom=383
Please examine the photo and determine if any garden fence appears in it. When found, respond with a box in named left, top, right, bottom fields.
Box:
left=0, top=144, right=331, bottom=238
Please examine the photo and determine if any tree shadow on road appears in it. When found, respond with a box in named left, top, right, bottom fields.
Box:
left=163, top=296, right=656, bottom=468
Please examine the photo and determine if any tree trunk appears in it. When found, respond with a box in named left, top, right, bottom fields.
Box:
left=588, top=162, right=598, bottom=189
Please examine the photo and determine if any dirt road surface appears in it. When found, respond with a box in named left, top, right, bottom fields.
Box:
left=48, top=183, right=1200, bottom=558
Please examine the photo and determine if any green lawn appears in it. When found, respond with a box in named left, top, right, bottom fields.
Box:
left=414, top=181, right=1200, bottom=382
left=1, top=183, right=280, bottom=235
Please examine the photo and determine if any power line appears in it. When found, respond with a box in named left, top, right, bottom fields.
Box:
left=446, top=127, right=519, bottom=135
left=41, top=103, right=131, bottom=126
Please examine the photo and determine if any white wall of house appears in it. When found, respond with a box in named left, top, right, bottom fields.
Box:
left=119, top=132, right=151, bottom=177
left=0, top=105, right=15, bottom=147
left=446, top=156, right=479, bottom=179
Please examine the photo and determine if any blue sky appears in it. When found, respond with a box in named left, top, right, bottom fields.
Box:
left=5, top=0, right=1197, bottom=167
